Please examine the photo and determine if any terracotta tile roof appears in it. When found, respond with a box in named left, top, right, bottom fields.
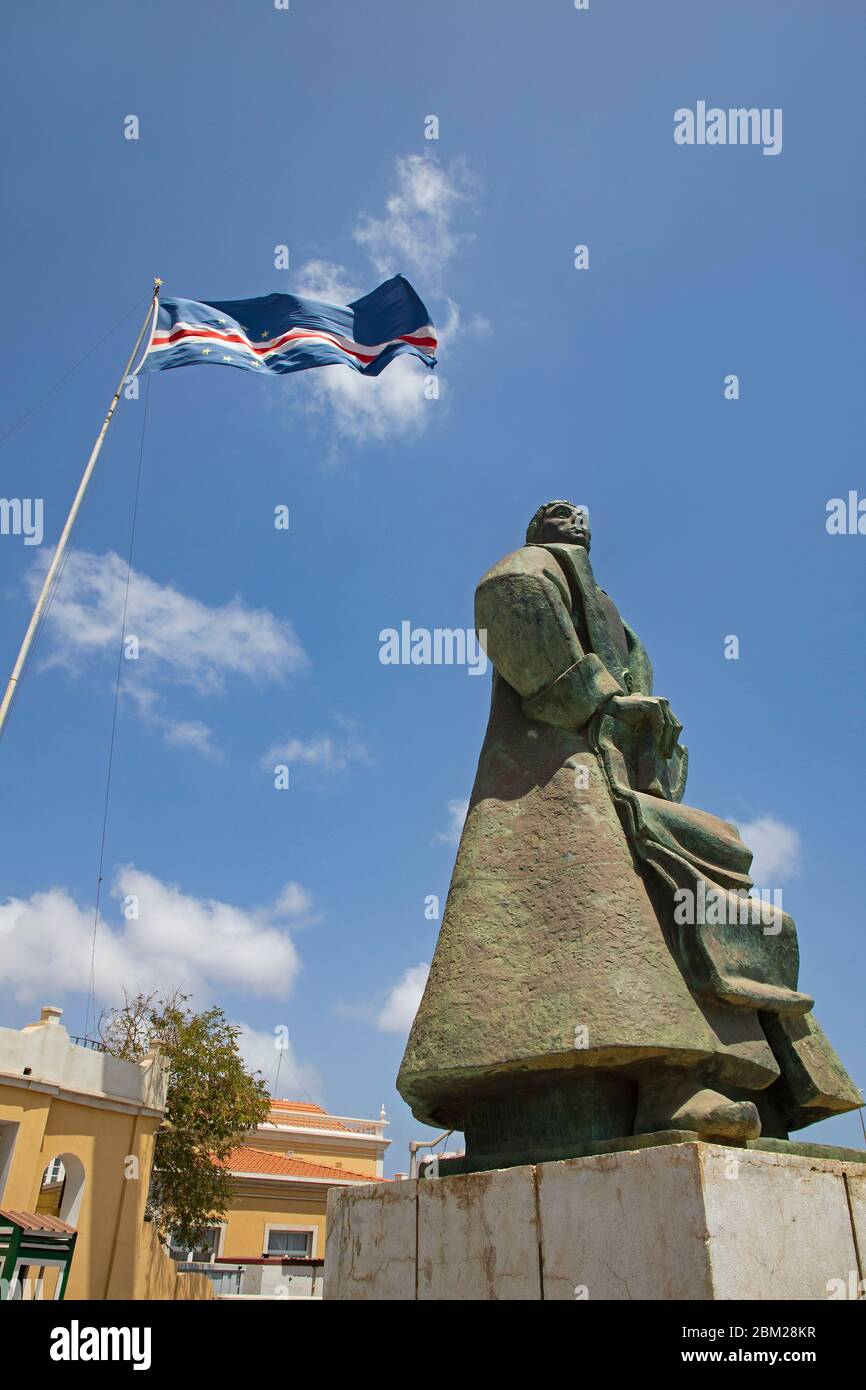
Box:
left=266, top=1112, right=351, bottom=1132
left=269, top=1100, right=327, bottom=1114
left=223, top=1147, right=379, bottom=1184
left=265, top=1099, right=351, bottom=1132
left=0, top=1208, right=76, bottom=1234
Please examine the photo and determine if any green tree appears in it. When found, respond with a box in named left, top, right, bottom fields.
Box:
left=99, top=989, right=270, bottom=1250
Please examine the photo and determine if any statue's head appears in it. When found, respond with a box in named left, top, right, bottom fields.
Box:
left=526, top=500, right=591, bottom=551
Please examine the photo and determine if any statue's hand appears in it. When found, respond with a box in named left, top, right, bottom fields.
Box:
left=605, top=694, right=682, bottom=760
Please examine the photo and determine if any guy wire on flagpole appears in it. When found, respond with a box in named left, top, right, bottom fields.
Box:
left=0, top=278, right=162, bottom=739
left=0, top=293, right=149, bottom=449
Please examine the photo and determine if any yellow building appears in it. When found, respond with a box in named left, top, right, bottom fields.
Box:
left=0, top=1005, right=211, bottom=1301
left=174, top=1099, right=389, bottom=1297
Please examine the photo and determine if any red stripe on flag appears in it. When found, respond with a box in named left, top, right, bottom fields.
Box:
left=152, top=325, right=437, bottom=363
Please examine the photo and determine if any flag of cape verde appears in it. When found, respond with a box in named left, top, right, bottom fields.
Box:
left=138, top=274, right=437, bottom=378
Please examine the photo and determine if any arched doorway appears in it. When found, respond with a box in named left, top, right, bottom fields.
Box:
left=37, top=1153, right=85, bottom=1226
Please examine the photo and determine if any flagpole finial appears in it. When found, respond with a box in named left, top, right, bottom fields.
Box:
left=153, top=277, right=163, bottom=293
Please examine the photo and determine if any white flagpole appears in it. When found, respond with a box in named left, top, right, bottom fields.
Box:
left=0, top=277, right=162, bottom=738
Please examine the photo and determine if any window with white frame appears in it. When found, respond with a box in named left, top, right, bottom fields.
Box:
left=45, top=1157, right=65, bottom=1185
left=265, top=1227, right=313, bottom=1257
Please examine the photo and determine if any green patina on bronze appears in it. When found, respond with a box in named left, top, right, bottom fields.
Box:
left=397, top=501, right=862, bottom=1170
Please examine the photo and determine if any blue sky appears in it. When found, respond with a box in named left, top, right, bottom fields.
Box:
left=0, top=1, right=864, bottom=1171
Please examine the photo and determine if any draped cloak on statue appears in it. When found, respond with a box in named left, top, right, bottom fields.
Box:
left=398, top=542, right=860, bottom=1140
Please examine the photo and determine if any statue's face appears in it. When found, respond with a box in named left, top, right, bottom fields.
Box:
left=535, top=502, right=591, bottom=550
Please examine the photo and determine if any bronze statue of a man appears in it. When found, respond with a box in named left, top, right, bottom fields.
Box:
left=398, top=501, right=861, bottom=1171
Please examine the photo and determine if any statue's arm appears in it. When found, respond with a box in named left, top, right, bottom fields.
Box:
left=475, top=557, right=622, bottom=731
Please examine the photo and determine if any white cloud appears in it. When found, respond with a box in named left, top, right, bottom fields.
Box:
left=433, top=798, right=469, bottom=846
left=260, top=731, right=369, bottom=774
left=160, top=716, right=223, bottom=761
left=731, top=815, right=802, bottom=884
left=299, top=353, right=434, bottom=447
left=287, top=153, right=478, bottom=449
left=377, top=962, right=430, bottom=1034
left=292, top=259, right=362, bottom=304
left=26, top=550, right=308, bottom=757
left=123, top=685, right=223, bottom=761
left=466, top=313, right=492, bottom=338
left=353, top=154, right=477, bottom=288
left=297, top=294, right=466, bottom=450
left=0, top=868, right=310, bottom=1006
left=235, top=1022, right=325, bottom=1105
left=33, top=550, right=307, bottom=694
left=272, top=881, right=314, bottom=918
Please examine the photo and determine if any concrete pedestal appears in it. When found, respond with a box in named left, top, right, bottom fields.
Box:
left=325, top=1141, right=866, bottom=1300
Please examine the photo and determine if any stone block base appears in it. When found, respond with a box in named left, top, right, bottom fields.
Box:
left=325, top=1141, right=866, bottom=1300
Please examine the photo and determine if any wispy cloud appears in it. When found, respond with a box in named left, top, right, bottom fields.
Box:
left=433, top=798, right=469, bottom=846
left=235, top=1021, right=325, bottom=1105
left=0, top=868, right=312, bottom=1006
left=377, top=962, right=430, bottom=1034
left=289, top=152, right=479, bottom=449
left=160, top=716, right=223, bottom=760
left=123, top=683, right=223, bottom=761
left=352, top=154, right=477, bottom=290
left=32, top=550, right=307, bottom=693
left=291, top=259, right=362, bottom=304
left=272, top=881, right=315, bottom=918
left=260, top=728, right=369, bottom=775
left=26, top=550, right=308, bottom=758
left=728, top=814, right=802, bottom=883
left=297, top=353, right=436, bottom=447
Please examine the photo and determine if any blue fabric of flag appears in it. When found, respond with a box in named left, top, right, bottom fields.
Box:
left=138, top=274, right=437, bottom=378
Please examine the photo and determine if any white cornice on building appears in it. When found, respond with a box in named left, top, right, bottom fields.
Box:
left=329, top=1114, right=390, bottom=1136
left=256, top=1121, right=389, bottom=1150
left=228, top=1170, right=375, bottom=1188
